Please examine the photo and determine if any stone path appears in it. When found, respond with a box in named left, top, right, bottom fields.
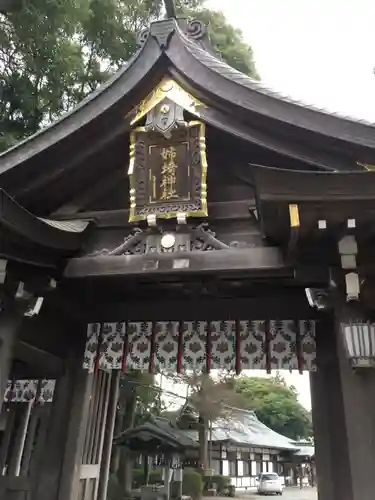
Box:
left=239, top=486, right=317, bottom=500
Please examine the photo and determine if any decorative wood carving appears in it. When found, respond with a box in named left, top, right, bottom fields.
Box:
left=137, top=28, right=149, bottom=49
left=144, top=98, right=185, bottom=136
left=129, top=77, right=206, bottom=126
left=149, top=18, right=176, bottom=50
left=136, top=18, right=208, bottom=49
left=88, top=223, right=228, bottom=256
left=356, top=161, right=375, bottom=171
left=186, top=19, right=207, bottom=40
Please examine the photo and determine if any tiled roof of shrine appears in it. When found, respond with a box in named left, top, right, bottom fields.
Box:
left=183, top=408, right=298, bottom=451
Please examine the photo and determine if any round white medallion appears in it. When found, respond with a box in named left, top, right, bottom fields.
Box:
left=161, top=233, right=176, bottom=249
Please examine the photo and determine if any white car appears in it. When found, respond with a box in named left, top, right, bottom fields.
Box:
left=256, top=473, right=283, bottom=496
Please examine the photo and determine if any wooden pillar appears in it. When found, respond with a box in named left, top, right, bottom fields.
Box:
left=97, top=370, right=120, bottom=500
left=333, top=307, right=375, bottom=500
left=311, top=310, right=375, bottom=500
left=33, top=359, right=78, bottom=500
left=310, top=316, right=353, bottom=500
left=7, top=401, right=32, bottom=476
left=57, top=362, right=93, bottom=500
left=0, top=312, right=21, bottom=413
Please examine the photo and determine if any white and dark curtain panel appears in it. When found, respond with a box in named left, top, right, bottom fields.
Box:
left=83, top=319, right=316, bottom=374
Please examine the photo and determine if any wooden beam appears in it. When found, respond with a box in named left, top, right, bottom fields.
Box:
left=64, top=247, right=289, bottom=280
left=13, top=341, right=64, bottom=378
left=252, top=165, right=375, bottom=202
left=83, top=295, right=319, bottom=322
left=52, top=199, right=256, bottom=226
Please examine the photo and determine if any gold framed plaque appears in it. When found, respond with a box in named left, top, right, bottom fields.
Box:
left=128, top=121, right=207, bottom=222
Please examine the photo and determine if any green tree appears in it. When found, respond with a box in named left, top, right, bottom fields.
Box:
left=181, top=7, right=259, bottom=77
left=0, top=0, right=258, bottom=151
left=173, top=373, right=246, bottom=472
left=227, top=374, right=313, bottom=440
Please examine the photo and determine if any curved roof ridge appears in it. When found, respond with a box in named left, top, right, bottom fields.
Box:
left=179, top=30, right=375, bottom=128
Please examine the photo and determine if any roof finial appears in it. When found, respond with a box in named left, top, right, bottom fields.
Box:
left=164, top=0, right=177, bottom=19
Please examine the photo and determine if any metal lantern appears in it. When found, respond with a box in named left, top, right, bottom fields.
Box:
left=341, top=322, right=375, bottom=368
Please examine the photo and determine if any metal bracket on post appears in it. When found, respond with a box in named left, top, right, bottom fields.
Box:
left=338, top=234, right=360, bottom=302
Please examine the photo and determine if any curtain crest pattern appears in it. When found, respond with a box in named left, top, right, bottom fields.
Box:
left=3, top=379, right=56, bottom=403
left=83, top=320, right=316, bottom=374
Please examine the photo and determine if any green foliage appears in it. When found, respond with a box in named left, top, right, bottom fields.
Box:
left=180, top=373, right=246, bottom=422
left=182, top=8, right=259, bottom=78
left=182, top=469, right=203, bottom=500
left=227, top=374, right=313, bottom=440
left=226, top=484, right=236, bottom=497
left=118, top=371, right=162, bottom=424
left=132, top=467, right=202, bottom=500
left=0, top=0, right=258, bottom=151
left=209, top=474, right=231, bottom=495
left=132, top=468, right=163, bottom=488
left=107, top=473, right=125, bottom=500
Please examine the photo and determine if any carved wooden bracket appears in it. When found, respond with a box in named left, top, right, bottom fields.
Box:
left=89, top=223, right=228, bottom=257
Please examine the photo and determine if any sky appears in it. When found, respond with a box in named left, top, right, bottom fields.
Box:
left=206, top=0, right=375, bottom=121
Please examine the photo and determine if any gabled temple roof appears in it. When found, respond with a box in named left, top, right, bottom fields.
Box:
left=114, top=417, right=198, bottom=451
left=184, top=408, right=298, bottom=451
left=0, top=14, right=375, bottom=208
left=116, top=411, right=299, bottom=453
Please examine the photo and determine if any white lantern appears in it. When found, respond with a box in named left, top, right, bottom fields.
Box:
left=341, top=322, right=375, bottom=368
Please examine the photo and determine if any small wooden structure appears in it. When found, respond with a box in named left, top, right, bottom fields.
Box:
left=1, top=3, right=375, bottom=500
left=114, top=419, right=198, bottom=456
left=115, top=419, right=198, bottom=500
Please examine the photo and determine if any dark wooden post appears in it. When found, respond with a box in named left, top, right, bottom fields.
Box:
left=33, top=358, right=78, bottom=500
left=331, top=305, right=375, bottom=500
left=311, top=306, right=375, bottom=500
left=7, top=402, right=33, bottom=476
left=57, top=362, right=93, bottom=500
left=310, top=315, right=353, bottom=500
left=0, top=312, right=22, bottom=414
left=98, top=370, right=120, bottom=500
